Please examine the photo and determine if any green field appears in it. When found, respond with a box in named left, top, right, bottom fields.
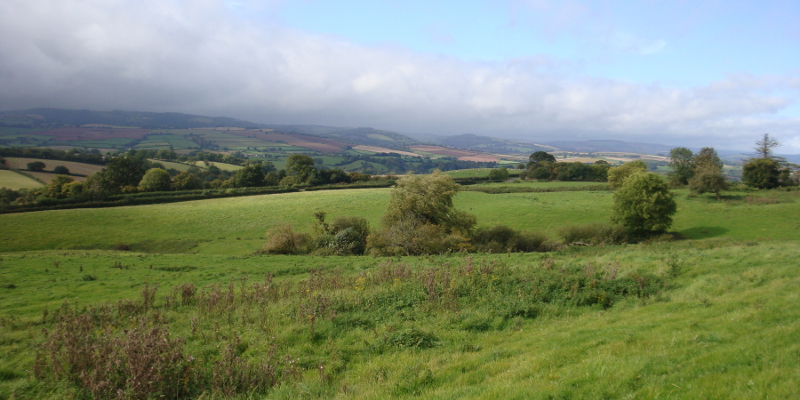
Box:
left=1, top=185, right=799, bottom=399
left=0, top=170, right=43, bottom=190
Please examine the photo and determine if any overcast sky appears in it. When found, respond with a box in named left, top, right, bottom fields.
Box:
left=1, top=0, right=798, bottom=152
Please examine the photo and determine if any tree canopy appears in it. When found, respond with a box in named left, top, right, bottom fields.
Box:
left=612, top=172, right=677, bottom=235
left=607, top=160, right=648, bottom=189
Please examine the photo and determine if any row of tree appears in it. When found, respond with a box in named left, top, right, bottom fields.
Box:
left=521, top=151, right=611, bottom=182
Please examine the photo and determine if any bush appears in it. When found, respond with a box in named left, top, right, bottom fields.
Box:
left=557, top=223, right=627, bottom=245
left=27, top=161, right=46, bottom=171
left=263, top=224, right=311, bottom=255
left=471, top=225, right=550, bottom=253
left=53, top=165, right=70, bottom=174
left=314, top=216, right=370, bottom=255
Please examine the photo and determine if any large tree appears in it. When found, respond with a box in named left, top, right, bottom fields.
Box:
left=612, top=172, right=677, bottom=235
left=234, top=164, right=266, bottom=187
left=743, top=158, right=780, bottom=189
left=527, top=151, right=556, bottom=167
left=667, top=147, right=694, bottom=186
left=138, top=168, right=172, bottom=192
left=285, top=154, right=317, bottom=183
left=688, top=147, right=727, bottom=199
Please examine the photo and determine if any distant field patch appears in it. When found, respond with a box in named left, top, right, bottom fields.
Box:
left=367, top=133, right=395, bottom=141
left=193, top=161, right=242, bottom=171
left=410, top=145, right=475, bottom=157
left=353, top=145, right=421, bottom=157
left=148, top=160, right=195, bottom=172
left=230, top=130, right=348, bottom=153
left=24, top=127, right=151, bottom=142
left=26, top=171, right=87, bottom=185
left=0, top=170, right=43, bottom=189
left=3, top=157, right=104, bottom=176
left=458, top=154, right=499, bottom=162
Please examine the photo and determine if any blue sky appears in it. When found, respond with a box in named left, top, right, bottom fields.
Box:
left=1, top=0, right=798, bottom=152
left=274, top=0, right=798, bottom=87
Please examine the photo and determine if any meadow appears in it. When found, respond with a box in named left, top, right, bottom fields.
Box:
left=0, top=182, right=799, bottom=399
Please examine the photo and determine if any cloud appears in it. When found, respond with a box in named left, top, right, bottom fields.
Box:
left=0, top=0, right=798, bottom=152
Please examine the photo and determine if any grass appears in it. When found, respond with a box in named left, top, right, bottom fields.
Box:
left=0, top=170, right=43, bottom=190
left=2, top=158, right=104, bottom=176
left=0, top=185, right=798, bottom=398
left=1, top=187, right=798, bottom=254
left=1, top=240, right=799, bottom=398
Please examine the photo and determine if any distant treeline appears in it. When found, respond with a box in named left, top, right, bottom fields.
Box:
left=0, top=147, right=106, bottom=165
left=335, top=153, right=497, bottom=174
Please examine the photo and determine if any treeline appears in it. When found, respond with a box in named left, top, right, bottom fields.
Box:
left=334, top=153, right=497, bottom=174
left=519, top=152, right=610, bottom=182
left=0, top=147, right=106, bottom=165
left=0, top=152, right=383, bottom=212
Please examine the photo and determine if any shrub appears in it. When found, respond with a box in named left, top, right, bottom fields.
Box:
left=52, top=165, right=70, bottom=174
left=557, top=223, right=627, bottom=245
left=471, top=225, right=550, bottom=253
left=263, top=224, right=311, bottom=255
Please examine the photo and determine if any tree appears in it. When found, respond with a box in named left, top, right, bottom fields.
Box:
left=45, top=175, right=75, bottom=198
left=527, top=151, right=556, bottom=168
left=755, top=133, right=780, bottom=159
left=689, top=167, right=728, bottom=200
left=234, top=164, right=265, bottom=187
left=612, top=172, right=677, bottom=235
left=667, top=147, right=694, bottom=186
left=138, top=168, right=172, bottom=192
left=172, top=172, right=203, bottom=190
left=285, top=154, right=317, bottom=183
left=607, top=160, right=648, bottom=189
left=488, top=167, right=509, bottom=182
left=27, top=161, right=46, bottom=171
left=53, top=165, right=70, bottom=175
left=742, top=158, right=780, bottom=189
left=693, top=147, right=723, bottom=172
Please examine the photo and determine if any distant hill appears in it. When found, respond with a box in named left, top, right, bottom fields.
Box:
left=323, top=127, right=419, bottom=150
left=545, top=140, right=673, bottom=155
left=438, top=134, right=556, bottom=154
left=0, top=108, right=267, bottom=130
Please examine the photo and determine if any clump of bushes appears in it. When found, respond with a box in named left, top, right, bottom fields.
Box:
left=471, top=225, right=554, bottom=253
left=556, top=222, right=627, bottom=245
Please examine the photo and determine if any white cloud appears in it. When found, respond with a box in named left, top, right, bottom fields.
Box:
left=0, top=0, right=798, bottom=152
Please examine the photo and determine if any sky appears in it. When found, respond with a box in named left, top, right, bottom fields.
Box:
left=1, top=0, right=799, bottom=152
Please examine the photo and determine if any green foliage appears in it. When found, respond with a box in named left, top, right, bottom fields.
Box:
left=52, top=165, right=69, bottom=175
left=285, top=154, right=317, bottom=183
left=487, top=167, right=509, bottom=182
left=263, top=224, right=310, bottom=255
left=313, top=213, right=371, bottom=255
left=527, top=151, right=556, bottom=167
left=138, top=168, right=172, bottom=192
left=556, top=222, right=627, bottom=245
left=234, top=163, right=265, bottom=187
left=26, top=161, right=45, bottom=171
left=44, top=175, right=75, bottom=199
left=612, top=172, right=677, bottom=235
left=607, top=160, right=648, bottom=189
left=689, top=166, right=729, bottom=200
left=743, top=158, right=781, bottom=189
left=369, top=172, right=476, bottom=255
left=471, top=225, right=551, bottom=253
left=694, top=147, right=723, bottom=172
left=171, top=171, right=203, bottom=190
left=667, top=147, right=694, bottom=186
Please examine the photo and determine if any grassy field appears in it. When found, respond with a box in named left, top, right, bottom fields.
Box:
left=2, top=157, right=104, bottom=176
left=1, top=184, right=799, bottom=399
left=0, top=170, right=43, bottom=190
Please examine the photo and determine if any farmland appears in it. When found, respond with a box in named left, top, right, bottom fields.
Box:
left=1, top=177, right=799, bottom=399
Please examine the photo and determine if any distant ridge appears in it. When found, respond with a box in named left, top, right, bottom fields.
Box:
left=545, top=140, right=673, bottom=155
left=0, top=108, right=267, bottom=130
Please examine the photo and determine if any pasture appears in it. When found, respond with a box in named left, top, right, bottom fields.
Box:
left=0, top=170, right=43, bottom=190
left=0, top=183, right=799, bottom=399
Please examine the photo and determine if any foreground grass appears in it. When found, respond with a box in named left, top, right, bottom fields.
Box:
left=1, top=239, right=798, bottom=399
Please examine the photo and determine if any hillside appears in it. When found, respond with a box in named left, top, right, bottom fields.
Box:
left=0, top=185, right=798, bottom=399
